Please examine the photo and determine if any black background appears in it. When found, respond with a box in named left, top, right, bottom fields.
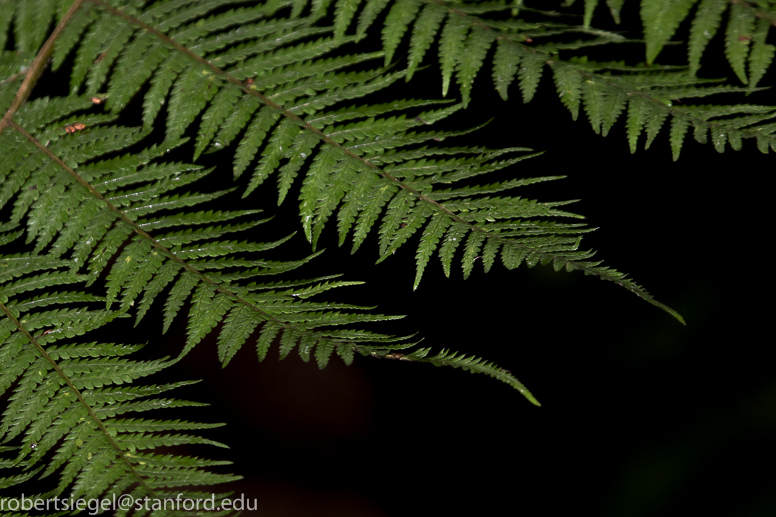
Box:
left=11, top=1, right=776, bottom=516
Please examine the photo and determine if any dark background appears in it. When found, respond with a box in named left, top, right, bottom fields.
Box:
left=11, top=1, right=775, bottom=515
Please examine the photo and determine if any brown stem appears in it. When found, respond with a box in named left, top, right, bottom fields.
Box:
left=0, top=0, right=88, bottom=134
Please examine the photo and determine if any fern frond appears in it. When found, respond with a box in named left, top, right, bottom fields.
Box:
left=2, top=90, right=431, bottom=388
left=223, top=0, right=776, bottom=160
left=374, top=346, right=540, bottom=405
left=38, top=13, right=685, bottom=321
left=4, top=2, right=734, bottom=313
left=163, top=69, right=679, bottom=321
left=0, top=275, right=238, bottom=512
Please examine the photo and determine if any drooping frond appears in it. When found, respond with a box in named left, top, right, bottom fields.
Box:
left=0, top=16, right=551, bottom=436
left=371, top=347, right=540, bottom=405
left=0, top=259, right=238, bottom=512
left=13, top=0, right=686, bottom=321
left=0, top=89, right=424, bottom=378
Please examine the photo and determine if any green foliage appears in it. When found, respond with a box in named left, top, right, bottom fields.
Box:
left=0, top=266, right=238, bottom=508
left=574, top=0, right=776, bottom=83
left=0, top=0, right=773, bottom=513
left=369, top=0, right=776, bottom=158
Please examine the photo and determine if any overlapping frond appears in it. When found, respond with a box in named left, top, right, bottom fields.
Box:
left=0, top=88, right=426, bottom=378
left=24, top=0, right=686, bottom=320
left=0, top=87, right=542, bottom=512
left=0, top=256, right=238, bottom=513
left=209, top=95, right=684, bottom=320
left=0, top=35, right=546, bottom=445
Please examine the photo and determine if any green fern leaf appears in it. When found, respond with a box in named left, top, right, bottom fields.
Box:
left=217, top=303, right=262, bottom=366
left=52, top=5, right=96, bottom=72
left=277, top=130, right=319, bottom=205
left=644, top=103, right=671, bottom=150
left=246, top=118, right=299, bottom=197
left=461, top=230, right=486, bottom=280
left=438, top=14, right=469, bottom=98
left=582, top=79, right=605, bottom=134
left=670, top=114, right=690, bottom=161
left=382, top=0, right=422, bottom=66
left=626, top=95, right=649, bottom=152
left=162, top=270, right=198, bottom=334
left=356, top=0, right=391, bottom=39
left=493, top=37, right=522, bottom=102
left=193, top=85, right=241, bottom=160
left=13, top=0, right=57, bottom=54
left=583, top=0, right=598, bottom=28
left=377, top=188, right=416, bottom=257
left=407, top=347, right=540, bottom=405
left=438, top=222, right=469, bottom=278
left=256, top=322, right=282, bottom=361
left=406, top=2, right=447, bottom=81
left=105, top=238, right=154, bottom=307
left=517, top=51, right=545, bottom=103
left=606, top=0, right=626, bottom=23
left=0, top=282, right=236, bottom=506
left=688, top=0, right=728, bottom=75
left=167, top=66, right=222, bottom=142
left=278, top=327, right=301, bottom=360
left=551, top=62, right=583, bottom=120
left=0, top=1, right=14, bottom=53
left=379, top=202, right=434, bottom=263
left=186, top=284, right=232, bottom=351
left=299, top=145, right=340, bottom=245
left=234, top=107, right=281, bottom=179
left=641, top=0, right=696, bottom=65
left=334, top=0, right=362, bottom=39
left=143, top=53, right=189, bottom=126
left=725, top=2, right=756, bottom=84
left=86, top=18, right=137, bottom=95
left=457, top=24, right=494, bottom=107
left=601, top=86, right=628, bottom=136
left=748, top=17, right=776, bottom=90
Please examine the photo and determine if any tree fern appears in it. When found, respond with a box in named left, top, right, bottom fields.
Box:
left=0, top=0, right=772, bottom=513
